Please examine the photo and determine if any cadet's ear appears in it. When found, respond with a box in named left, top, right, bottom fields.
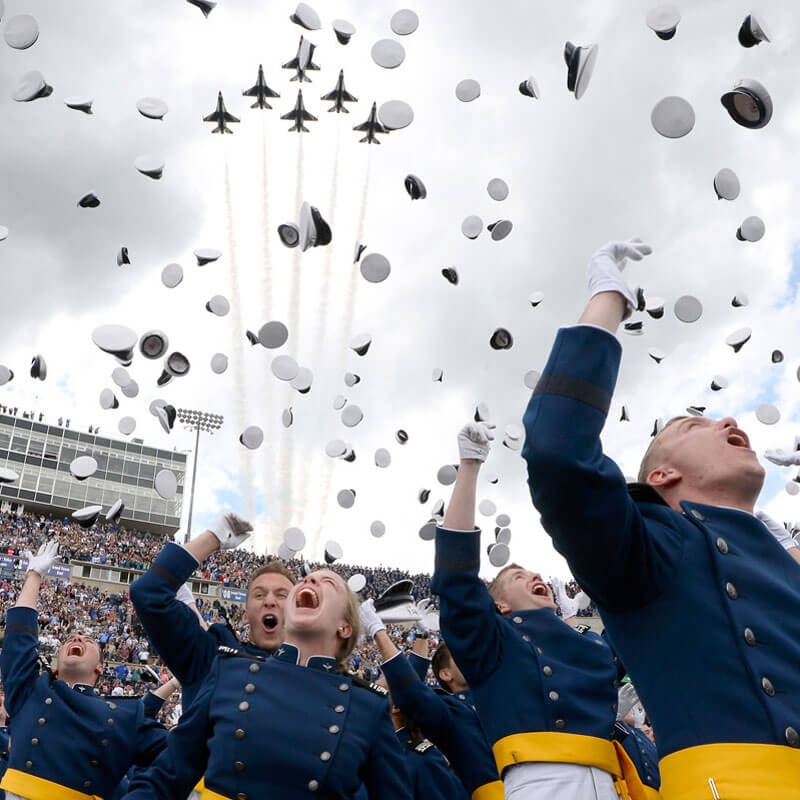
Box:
left=337, top=623, right=353, bottom=641
left=494, top=599, right=510, bottom=616
left=438, top=666, right=452, bottom=685
left=648, top=466, right=681, bottom=489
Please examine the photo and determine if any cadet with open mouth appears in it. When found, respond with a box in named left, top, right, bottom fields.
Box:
left=123, top=568, right=411, bottom=800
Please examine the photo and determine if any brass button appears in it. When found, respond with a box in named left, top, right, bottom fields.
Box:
left=339, top=683, right=349, bottom=692
left=522, top=635, right=531, bottom=642
left=744, top=628, right=756, bottom=646
left=235, top=729, right=246, bottom=740
left=26, top=760, right=33, bottom=769
left=726, top=582, right=738, bottom=600
left=44, top=698, right=53, bottom=705
left=37, top=718, right=46, bottom=726
left=549, top=691, right=559, bottom=701
left=234, top=760, right=245, bottom=771
left=83, top=781, right=92, bottom=789
left=107, top=702, right=117, bottom=710
left=308, top=780, right=319, bottom=792
left=457, top=694, right=466, bottom=700
left=786, top=727, right=799, bottom=747
left=554, top=719, right=565, bottom=730
left=513, top=616, right=523, bottom=624
left=107, top=719, right=114, bottom=726
left=244, top=683, right=255, bottom=694
left=543, top=666, right=553, bottom=676
left=249, top=663, right=260, bottom=673
left=239, top=702, right=250, bottom=712
left=537, top=647, right=543, bottom=654
left=30, top=739, right=38, bottom=746
left=320, top=751, right=331, bottom=761
left=335, top=705, right=345, bottom=713
left=691, top=509, right=705, bottom=521
left=328, top=725, right=340, bottom=734
left=761, top=677, right=775, bottom=696
left=716, top=538, right=729, bottom=554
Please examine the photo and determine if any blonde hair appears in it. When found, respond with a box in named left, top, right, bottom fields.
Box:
left=337, top=585, right=362, bottom=666
left=637, top=416, right=688, bottom=483
left=487, top=563, right=524, bottom=603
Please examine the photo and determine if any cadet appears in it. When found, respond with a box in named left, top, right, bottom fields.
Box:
left=359, top=600, right=503, bottom=800
left=523, top=239, right=800, bottom=798
left=0, top=541, right=168, bottom=800
left=432, top=421, right=649, bottom=800
left=129, top=512, right=294, bottom=707
left=124, top=568, right=411, bottom=800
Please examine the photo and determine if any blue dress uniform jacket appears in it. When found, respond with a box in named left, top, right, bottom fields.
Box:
left=431, top=528, right=618, bottom=778
left=0, top=725, right=9, bottom=800
left=613, top=722, right=660, bottom=792
left=129, top=543, right=265, bottom=708
left=395, top=728, right=469, bottom=800
left=523, top=325, right=800, bottom=796
left=124, top=643, right=412, bottom=800
left=0, top=607, right=168, bottom=800
left=381, top=653, right=500, bottom=799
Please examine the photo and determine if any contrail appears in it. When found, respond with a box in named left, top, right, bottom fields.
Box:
left=279, top=135, right=305, bottom=533
left=315, top=150, right=372, bottom=553
left=224, top=149, right=256, bottom=522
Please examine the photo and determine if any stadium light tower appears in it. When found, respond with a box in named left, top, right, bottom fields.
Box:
left=177, top=408, right=224, bottom=537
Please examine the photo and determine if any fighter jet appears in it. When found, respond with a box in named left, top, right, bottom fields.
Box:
left=282, top=35, right=320, bottom=83
left=353, top=102, right=387, bottom=144
left=203, top=91, right=240, bottom=134
left=321, top=70, right=358, bottom=113
left=243, top=64, right=280, bottom=109
left=186, top=0, right=216, bottom=17
left=281, top=89, right=317, bottom=132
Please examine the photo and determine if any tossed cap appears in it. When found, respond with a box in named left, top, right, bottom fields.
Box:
left=333, top=395, right=347, bottom=411
left=418, top=520, right=436, bottom=540
left=139, top=330, right=168, bottom=360
left=646, top=5, right=681, bottom=39
left=360, top=253, right=391, bottom=283
left=278, top=223, right=300, bottom=248
left=347, top=573, right=367, bottom=592
left=390, top=9, right=419, bottom=35
left=524, top=370, right=541, bottom=390
left=396, top=429, right=409, bottom=444
left=99, top=389, right=119, bottom=410
left=350, top=333, right=372, bottom=356
left=341, top=404, right=364, bottom=427
left=370, top=520, right=386, bottom=537
left=648, top=348, right=666, bottom=364
left=299, top=202, right=332, bottom=252
left=738, top=13, right=770, bottom=48
left=117, top=247, right=130, bottom=266
left=30, top=354, right=46, bottom=381
left=673, top=295, right=703, bottom=323
left=284, top=527, right=306, bottom=551
left=487, top=178, right=509, bottom=201
left=418, top=488, right=431, bottom=503
left=121, top=379, right=139, bottom=398
left=437, top=464, right=458, bottom=485
left=70, top=455, right=99, bottom=481
left=519, top=76, right=540, bottom=98
left=620, top=405, right=630, bottom=422
left=495, top=528, right=512, bottom=546
left=325, top=439, right=348, bottom=458
left=563, top=42, right=598, bottom=99
left=344, top=372, right=360, bottom=387
left=291, top=3, right=321, bottom=30
left=732, top=293, right=749, bottom=307
left=737, top=216, right=765, bottom=242
left=337, top=489, right=356, bottom=508
left=4, top=14, right=39, bottom=49
left=353, top=240, right=367, bottom=263
left=78, top=193, right=100, bottom=208
left=441, top=267, right=459, bottom=285
left=379, top=100, right=414, bottom=130
left=710, top=375, right=729, bottom=391
left=136, top=97, right=168, bottom=119
left=479, top=499, right=497, bottom=516
left=195, top=248, right=222, bottom=266
left=488, top=542, right=510, bottom=567
left=488, top=220, right=513, bottom=241
left=0, top=468, right=19, bottom=484
left=374, top=580, right=420, bottom=621
left=371, top=39, right=405, bottom=69
left=332, top=19, right=356, bottom=44
left=291, top=367, right=313, bottom=393
left=405, top=174, right=427, bottom=200
left=271, top=355, right=299, bottom=381
left=72, top=505, right=102, bottom=529
left=496, top=513, right=511, bottom=527
left=756, top=403, right=780, bottom=425
left=714, top=168, right=740, bottom=201
left=64, top=96, right=93, bottom=113
left=455, top=79, right=480, bottom=102
left=461, top=215, right=483, bottom=239
left=651, top=96, right=695, bottom=138
left=645, top=296, right=664, bottom=318
left=282, top=408, right=294, bottom=428
left=205, top=295, right=230, bottom=316
left=134, top=155, right=165, bottom=180
left=12, top=70, right=52, bottom=102
left=324, top=540, right=344, bottom=564
left=259, top=321, right=289, bottom=348
left=474, top=401, right=490, bottom=422
left=211, top=353, right=228, bottom=374
left=490, top=328, right=514, bottom=350
left=375, top=448, right=391, bottom=468
left=161, top=263, right=183, bottom=288
left=105, top=499, right=124, bottom=524
left=772, top=350, right=784, bottom=364
left=432, top=367, right=443, bottom=382
left=239, top=426, right=264, bottom=450
left=92, top=325, right=137, bottom=366
left=721, top=79, right=773, bottom=129
left=154, top=469, right=178, bottom=500
left=118, top=416, right=136, bottom=436
left=726, top=327, right=752, bottom=353
left=529, top=291, right=544, bottom=307
left=155, top=404, right=176, bottom=434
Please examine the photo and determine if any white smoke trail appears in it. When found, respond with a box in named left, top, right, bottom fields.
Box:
left=224, top=150, right=256, bottom=522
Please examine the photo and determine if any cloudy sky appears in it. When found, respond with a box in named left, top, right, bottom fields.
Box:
left=1, top=0, right=800, bottom=580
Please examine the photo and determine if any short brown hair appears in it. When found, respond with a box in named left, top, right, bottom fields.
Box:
left=431, top=641, right=452, bottom=686
left=247, top=561, right=296, bottom=594
left=637, top=416, right=688, bottom=483
left=487, top=563, right=524, bottom=602
left=336, top=584, right=362, bottom=666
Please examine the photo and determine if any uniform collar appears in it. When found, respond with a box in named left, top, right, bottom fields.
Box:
left=273, top=643, right=338, bottom=673
left=71, top=683, right=96, bottom=696
left=395, top=727, right=412, bottom=745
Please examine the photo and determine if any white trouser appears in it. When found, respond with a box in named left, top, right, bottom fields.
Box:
left=504, top=762, right=618, bottom=800
left=6, top=793, right=29, bottom=800
left=188, top=791, right=201, bottom=800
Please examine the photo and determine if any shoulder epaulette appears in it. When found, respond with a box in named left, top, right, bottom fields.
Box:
left=574, top=624, right=591, bottom=635
left=409, top=738, right=435, bottom=754
left=348, top=673, right=389, bottom=698
left=217, top=645, right=266, bottom=662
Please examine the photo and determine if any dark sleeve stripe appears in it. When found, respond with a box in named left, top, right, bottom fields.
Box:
left=532, top=374, right=611, bottom=416
left=5, top=625, right=38, bottom=635
left=434, top=557, right=480, bottom=573
left=151, top=563, right=184, bottom=591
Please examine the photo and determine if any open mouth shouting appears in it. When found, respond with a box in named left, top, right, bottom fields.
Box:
left=726, top=428, right=751, bottom=450
left=66, top=641, right=85, bottom=657
left=296, top=586, right=320, bottom=610
left=261, top=613, right=279, bottom=632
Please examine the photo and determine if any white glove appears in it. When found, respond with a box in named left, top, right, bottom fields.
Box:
left=755, top=509, right=797, bottom=551
left=764, top=449, right=800, bottom=467
left=551, top=577, right=580, bottom=619
left=415, top=599, right=433, bottom=634
left=358, top=599, right=386, bottom=639
left=458, top=422, right=495, bottom=462
left=208, top=512, right=253, bottom=551
left=586, top=240, right=653, bottom=320
left=176, top=583, right=195, bottom=606
left=24, top=540, right=60, bottom=577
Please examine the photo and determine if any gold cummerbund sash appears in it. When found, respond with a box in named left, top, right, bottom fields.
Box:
left=470, top=778, right=505, bottom=800
left=0, top=769, right=102, bottom=800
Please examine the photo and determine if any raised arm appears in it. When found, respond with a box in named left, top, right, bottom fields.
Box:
left=431, top=423, right=503, bottom=686
left=522, top=241, right=682, bottom=612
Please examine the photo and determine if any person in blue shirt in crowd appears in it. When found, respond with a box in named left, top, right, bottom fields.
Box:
left=0, top=540, right=168, bottom=800
left=522, top=239, right=800, bottom=799
left=124, top=566, right=411, bottom=800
